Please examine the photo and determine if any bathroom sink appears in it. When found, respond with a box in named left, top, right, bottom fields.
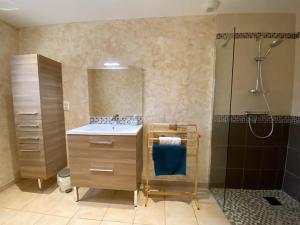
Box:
left=66, top=124, right=143, bottom=135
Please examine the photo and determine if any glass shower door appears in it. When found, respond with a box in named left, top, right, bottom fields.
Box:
left=209, top=28, right=235, bottom=209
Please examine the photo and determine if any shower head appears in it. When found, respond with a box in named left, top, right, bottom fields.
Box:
left=263, top=39, right=284, bottom=58
left=270, top=39, right=283, bottom=48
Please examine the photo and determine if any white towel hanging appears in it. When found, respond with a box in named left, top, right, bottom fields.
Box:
left=159, top=136, right=181, bottom=145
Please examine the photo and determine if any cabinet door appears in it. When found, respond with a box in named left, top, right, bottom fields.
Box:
left=11, top=55, right=42, bottom=119
left=38, top=55, right=67, bottom=178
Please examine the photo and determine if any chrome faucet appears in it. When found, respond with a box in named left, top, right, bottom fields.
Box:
left=111, top=114, right=119, bottom=124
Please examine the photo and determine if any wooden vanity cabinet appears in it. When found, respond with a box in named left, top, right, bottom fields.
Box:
left=67, top=129, right=143, bottom=205
left=11, top=54, right=67, bottom=188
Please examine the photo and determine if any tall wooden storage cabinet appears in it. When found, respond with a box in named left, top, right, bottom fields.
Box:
left=11, top=54, right=67, bottom=188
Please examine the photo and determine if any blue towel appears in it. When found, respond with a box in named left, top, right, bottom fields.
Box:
left=152, top=144, right=186, bottom=176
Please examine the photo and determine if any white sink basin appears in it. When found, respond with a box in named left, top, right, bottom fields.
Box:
left=66, top=124, right=143, bottom=135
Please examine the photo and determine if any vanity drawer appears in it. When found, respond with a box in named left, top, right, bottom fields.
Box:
left=18, top=148, right=45, bottom=159
left=70, top=159, right=137, bottom=190
left=18, top=146, right=47, bottom=179
left=14, top=111, right=42, bottom=121
left=19, top=156, right=47, bottom=179
left=17, top=143, right=44, bottom=152
left=68, top=135, right=136, bottom=152
left=16, top=131, right=43, bottom=144
left=69, top=146, right=136, bottom=164
left=15, top=120, right=42, bottom=132
left=68, top=134, right=138, bottom=190
left=13, top=95, right=42, bottom=120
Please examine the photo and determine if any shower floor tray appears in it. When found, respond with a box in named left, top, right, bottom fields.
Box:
left=211, top=188, right=300, bottom=225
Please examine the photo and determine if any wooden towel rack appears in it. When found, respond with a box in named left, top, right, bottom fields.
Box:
left=145, top=123, right=201, bottom=210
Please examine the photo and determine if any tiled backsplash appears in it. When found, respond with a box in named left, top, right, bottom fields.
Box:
left=213, top=115, right=300, bottom=124
left=90, top=115, right=143, bottom=125
left=216, top=32, right=300, bottom=40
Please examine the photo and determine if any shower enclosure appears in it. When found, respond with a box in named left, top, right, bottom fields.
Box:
left=210, top=27, right=300, bottom=224
left=210, top=28, right=235, bottom=209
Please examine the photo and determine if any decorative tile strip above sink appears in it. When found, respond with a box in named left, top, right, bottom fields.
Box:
left=90, top=115, right=143, bottom=125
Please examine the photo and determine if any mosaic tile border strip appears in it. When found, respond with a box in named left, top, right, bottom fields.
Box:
left=90, top=115, right=143, bottom=125
left=216, top=32, right=300, bottom=40
left=213, top=115, right=300, bottom=124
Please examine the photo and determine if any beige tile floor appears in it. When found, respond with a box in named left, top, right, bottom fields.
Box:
left=0, top=179, right=230, bottom=225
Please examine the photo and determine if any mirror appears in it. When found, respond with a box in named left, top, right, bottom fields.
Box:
left=88, top=67, right=143, bottom=117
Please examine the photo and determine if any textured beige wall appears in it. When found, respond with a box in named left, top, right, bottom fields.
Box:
left=18, top=16, right=217, bottom=183
left=88, top=68, right=143, bottom=116
left=216, top=14, right=296, bottom=115
left=292, top=13, right=300, bottom=116
left=217, top=13, right=295, bottom=33
left=0, top=21, right=18, bottom=188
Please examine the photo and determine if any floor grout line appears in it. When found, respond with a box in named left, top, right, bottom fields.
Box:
left=191, top=199, right=200, bottom=225
left=66, top=206, right=81, bottom=225
left=164, top=187, right=167, bottom=225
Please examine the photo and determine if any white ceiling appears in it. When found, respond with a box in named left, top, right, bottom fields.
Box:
left=0, top=0, right=300, bottom=28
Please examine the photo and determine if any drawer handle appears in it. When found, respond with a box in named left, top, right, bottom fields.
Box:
left=17, top=124, right=39, bottom=128
left=16, top=112, right=38, bottom=115
left=19, top=149, right=40, bottom=152
left=89, top=168, right=114, bottom=173
left=89, top=141, right=113, bottom=145
left=18, top=136, right=40, bottom=140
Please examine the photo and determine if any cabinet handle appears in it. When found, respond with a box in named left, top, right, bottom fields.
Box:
left=18, top=136, right=40, bottom=140
left=19, top=149, right=40, bottom=152
left=16, top=112, right=38, bottom=115
left=89, top=141, right=113, bottom=145
left=89, top=168, right=114, bottom=173
left=17, top=124, right=39, bottom=128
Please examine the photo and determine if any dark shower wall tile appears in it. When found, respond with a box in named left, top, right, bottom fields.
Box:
left=210, top=168, right=226, bottom=188
left=278, top=147, right=288, bottom=170
left=283, top=123, right=300, bottom=202
left=212, top=122, right=229, bottom=146
left=264, top=123, right=282, bottom=146
left=227, top=146, right=245, bottom=169
left=260, top=170, right=277, bottom=189
left=246, top=123, right=265, bottom=146
left=226, top=169, right=243, bottom=188
left=275, top=171, right=284, bottom=189
left=283, top=171, right=300, bottom=201
left=229, top=123, right=246, bottom=146
left=288, top=123, right=300, bottom=149
left=243, top=170, right=260, bottom=189
left=281, top=123, right=290, bottom=146
left=211, top=114, right=292, bottom=190
left=211, top=146, right=228, bottom=169
left=261, top=147, right=280, bottom=170
left=284, top=122, right=300, bottom=202
left=210, top=121, right=229, bottom=189
left=286, top=147, right=300, bottom=178
left=244, top=147, right=263, bottom=170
